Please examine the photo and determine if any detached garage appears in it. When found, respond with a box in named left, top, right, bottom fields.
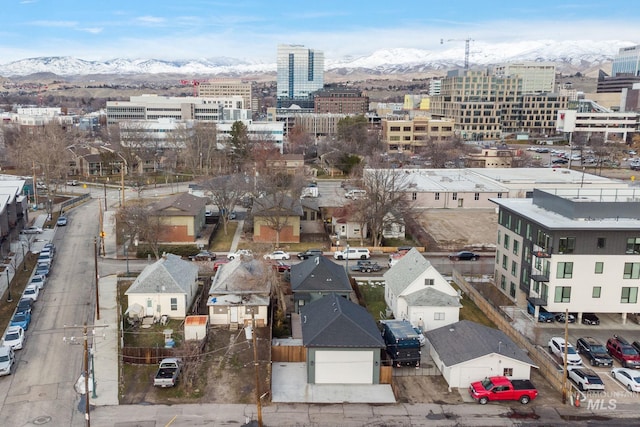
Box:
left=301, top=293, right=385, bottom=385
left=425, top=320, right=537, bottom=389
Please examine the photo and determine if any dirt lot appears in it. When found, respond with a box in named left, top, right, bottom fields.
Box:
left=417, top=209, right=498, bottom=252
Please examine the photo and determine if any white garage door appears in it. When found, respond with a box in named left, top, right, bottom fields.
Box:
left=459, top=366, right=490, bottom=389
left=315, top=351, right=374, bottom=384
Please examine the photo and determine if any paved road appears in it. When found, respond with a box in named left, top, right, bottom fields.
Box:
left=0, top=200, right=100, bottom=426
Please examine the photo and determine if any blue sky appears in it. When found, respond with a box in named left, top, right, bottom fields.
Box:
left=1, top=0, right=638, bottom=63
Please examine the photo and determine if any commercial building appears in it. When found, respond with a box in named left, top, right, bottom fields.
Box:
left=381, top=116, right=455, bottom=153
left=277, top=44, right=324, bottom=108
left=493, top=62, right=556, bottom=94
left=612, top=45, right=640, bottom=77
left=197, top=80, right=256, bottom=114
left=492, top=188, right=640, bottom=323
left=556, top=104, right=638, bottom=143
left=313, top=89, right=368, bottom=115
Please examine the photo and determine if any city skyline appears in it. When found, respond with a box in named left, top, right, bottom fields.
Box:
left=1, top=0, right=639, bottom=64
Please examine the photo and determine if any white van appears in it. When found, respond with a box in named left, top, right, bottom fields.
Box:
left=345, top=189, right=366, bottom=199
left=333, top=247, right=371, bottom=260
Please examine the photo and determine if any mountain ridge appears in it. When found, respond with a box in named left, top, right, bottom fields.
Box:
left=0, top=40, right=635, bottom=78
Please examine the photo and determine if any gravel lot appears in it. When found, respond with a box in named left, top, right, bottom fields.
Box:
left=417, top=208, right=499, bottom=251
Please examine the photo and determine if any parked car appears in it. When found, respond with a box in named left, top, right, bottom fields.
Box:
left=527, top=300, right=555, bottom=323
left=37, top=253, right=52, bottom=266
left=188, top=251, right=217, bottom=261
left=66, top=180, right=79, bottom=186
left=16, top=298, right=33, bottom=315
left=548, top=337, right=582, bottom=366
left=30, top=274, right=46, bottom=290
left=22, top=226, right=43, bottom=234
left=227, top=249, right=252, bottom=260
left=0, top=346, right=15, bottom=376
left=297, top=249, right=324, bottom=260
left=56, top=216, right=68, bottom=226
left=448, top=251, right=479, bottom=261
left=611, top=368, right=640, bottom=392
left=263, top=250, right=291, bottom=261
left=153, top=358, right=181, bottom=388
left=3, top=326, right=25, bottom=350
left=554, top=312, right=576, bottom=323
left=581, top=313, right=600, bottom=325
left=576, top=337, right=613, bottom=367
left=271, top=261, right=291, bottom=273
left=333, top=247, right=370, bottom=260
left=606, top=335, right=640, bottom=368
left=10, top=310, right=31, bottom=331
left=567, top=367, right=605, bottom=391
left=35, top=263, right=50, bottom=278
left=23, top=284, right=40, bottom=302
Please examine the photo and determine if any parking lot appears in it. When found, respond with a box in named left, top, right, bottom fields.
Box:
left=510, top=309, right=640, bottom=406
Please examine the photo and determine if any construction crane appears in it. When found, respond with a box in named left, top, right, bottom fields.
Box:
left=440, top=37, right=473, bottom=69
left=180, top=79, right=204, bottom=97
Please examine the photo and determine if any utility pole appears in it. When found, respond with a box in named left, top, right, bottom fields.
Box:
left=562, top=308, right=569, bottom=404
left=103, top=182, right=107, bottom=212
left=251, top=311, right=263, bottom=427
left=94, top=237, right=100, bottom=320
left=83, top=324, right=91, bottom=427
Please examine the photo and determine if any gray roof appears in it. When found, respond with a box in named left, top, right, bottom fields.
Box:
left=382, top=248, right=432, bottom=296
left=290, top=256, right=351, bottom=294
left=425, top=320, right=536, bottom=367
left=151, top=193, right=207, bottom=216
left=403, top=287, right=461, bottom=308
left=252, top=194, right=304, bottom=217
left=300, top=293, right=385, bottom=349
left=125, top=253, right=198, bottom=295
left=209, top=256, right=271, bottom=295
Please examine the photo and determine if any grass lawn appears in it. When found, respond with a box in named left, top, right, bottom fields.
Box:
left=357, top=282, right=387, bottom=321
left=0, top=253, right=39, bottom=330
left=453, top=284, right=497, bottom=328
left=209, top=222, right=237, bottom=252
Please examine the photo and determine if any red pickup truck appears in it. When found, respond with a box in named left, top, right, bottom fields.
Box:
left=469, top=376, right=538, bottom=405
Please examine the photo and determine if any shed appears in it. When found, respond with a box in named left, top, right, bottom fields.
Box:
left=184, top=315, right=209, bottom=341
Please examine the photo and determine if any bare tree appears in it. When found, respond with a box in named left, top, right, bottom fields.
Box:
left=116, top=203, right=165, bottom=260
left=357, top=168, right=413, bottom=247
left=252, top=174, right=301, bottom=248
left=201, top=174, right=249, bottom=235
left=169, top=121, right=218, bottom=176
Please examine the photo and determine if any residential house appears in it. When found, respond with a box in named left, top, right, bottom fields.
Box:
left=425, top=320, right=537, bottom=388
left=265, top=154, right=305, bottom=176
left=290, top=256, right=352, bottom=313
left=125, top=253, right=199, bottom=320
left=252, top=194, right=303, bottom=244
left=383, top=248, right=461, bottom=331
left=207, top=255, right=271, bottom=327
left=331, top=206, right=367, bottom=241
left=300, top=293, right=385, bottom=384
left=149, top=193, right=207, bottom=242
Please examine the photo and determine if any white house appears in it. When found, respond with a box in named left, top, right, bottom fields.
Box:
left=383, top=248, right=461, bottom=331
left=425, top=320, right=537, bottom=389
left=125, top=253, right=199, bottom=320
left=207, top=255, right=271, bottom=327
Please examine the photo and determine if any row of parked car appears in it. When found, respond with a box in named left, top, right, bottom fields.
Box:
left=547, top=335, right=640, bottom=393
left=0, top=242, right=56, bottom=376
left=527, top=301, right=601, bottom=325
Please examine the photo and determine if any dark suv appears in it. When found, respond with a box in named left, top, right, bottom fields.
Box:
left=297, top=249, right=324, bottom=260
left=576, top=337, right=613, bottom=367
left=606, top=335, right=640, bottom=368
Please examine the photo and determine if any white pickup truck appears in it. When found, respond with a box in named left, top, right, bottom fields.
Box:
left=153, top=358, right=181, bottom=388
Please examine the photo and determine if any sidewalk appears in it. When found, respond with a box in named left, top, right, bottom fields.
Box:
left=229, top=219, right=244, bottom=252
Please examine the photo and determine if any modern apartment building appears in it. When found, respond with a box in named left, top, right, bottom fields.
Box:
left=493, top=62, right=556, bottom=93
left=514, top=93, right=569, bottom=136
left=106, top=94, right=248, bottom=124
left=313, top=89, right=368, bottom=115
left=492, top=188, right=640, bottom=323
left=381, top=116, right=455, bottom=153
left=277, top=44, right=324, bottom=108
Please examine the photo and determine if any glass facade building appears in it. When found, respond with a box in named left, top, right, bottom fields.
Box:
left=277, top=44, right=324, bottom=107
left=612, top=45, right=640, bottom=77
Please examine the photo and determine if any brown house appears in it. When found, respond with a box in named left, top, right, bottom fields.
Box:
left=149, top=193, right=207, bottom=242
left=252, top=194, right=303, bottom=244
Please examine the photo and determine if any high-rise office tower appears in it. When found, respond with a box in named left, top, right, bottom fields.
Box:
left=277, top=44, right=324, bottom=108
left=612, top=45, right=640, bottom=77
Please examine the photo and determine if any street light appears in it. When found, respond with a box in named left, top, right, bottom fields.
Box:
left=6, top=269, right=12, bottom=303
left=21, top=241, right=27, bottom=271
left=124, top=234, right=130, bottom=275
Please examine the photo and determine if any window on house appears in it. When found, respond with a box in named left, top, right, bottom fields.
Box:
left=554, top=286, right=571, bottom=303
left=592, top=286, right=601, bottom=298
left=435, top=192, right=440, bottom=200
left=424, top=278, right=434, bottom=286
left=621, top=287, right=638, bottom=304
left=556, top=262, right=573, bottom=278
left=452, top=192, right=458, bottom=200
left=412, top=192, right=417, bottom=200
left=623, top=263, right=640, bottom=279
left=513, top=240, right=519, bottom=255
left=503, top=368, right=513, bottom=377
left=626, top=237, right=640, bottom=254
left=511, top=261, right=517, bottom=276
left=504, top=234, right=510, bottom=250
left=597, top=237, right=606, bottom=249
left=497, top=193, right=503, bottom=198
left=502, top=255, right=508, bottom=269
left=509, top=282, right=516, bottom=298
left=500, top=275, right=506, bottom=290
left=170, top=298, right=178, bottom=311
left=474, top=192, right=479, bottom=200
left=558, top=237, right=576, bottom=254
left=595, top=262, right=603, bottom=274
left=434, top=312, right=445, bottom=320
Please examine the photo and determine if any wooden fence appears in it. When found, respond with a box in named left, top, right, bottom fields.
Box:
left=122, top=347, right=179, bottom=364
left=452, top=270, right=564, bottom=394
left=271, top=345, right=306, bottom=362
left=380, top=366, right=393, bottom=384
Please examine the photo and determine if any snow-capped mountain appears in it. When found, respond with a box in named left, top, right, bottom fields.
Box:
left=0, top=40, right=635, bottom=77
